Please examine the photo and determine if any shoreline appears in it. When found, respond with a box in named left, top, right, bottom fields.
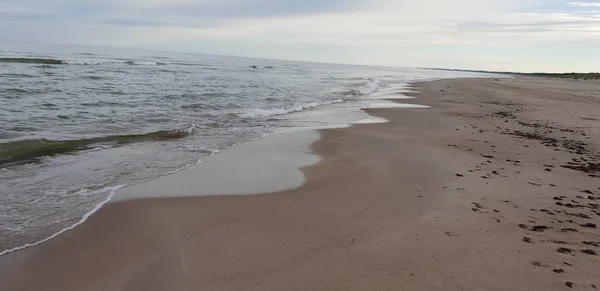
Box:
left=0, top=82, right=422, bottom=255
left=2, top=76, right=599, bottom=290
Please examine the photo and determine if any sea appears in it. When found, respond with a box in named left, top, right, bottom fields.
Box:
left=0, top=42, right=495, bottom=255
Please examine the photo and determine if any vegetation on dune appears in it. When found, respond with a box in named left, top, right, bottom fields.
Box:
left=427, top=68, right=600, bottom=80
left=526, top=73, right=600, bottom=80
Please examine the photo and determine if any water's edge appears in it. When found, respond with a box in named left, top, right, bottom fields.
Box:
left=0, top=77, right=486, bottom=257
left=0, top=185, right=122, bottom=256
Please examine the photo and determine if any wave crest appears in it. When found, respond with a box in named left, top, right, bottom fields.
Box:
left=0, top=127, right=197, bottom=165
left=124, top=60, right=165, bottom=66
left=0, top=58, right=63, bottom=65
left=240, top=99, right=343, bottom=118
left=340, top=78, right=382, bottom=97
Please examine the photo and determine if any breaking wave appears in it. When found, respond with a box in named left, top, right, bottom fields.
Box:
left=124, top=60, right=166, bottom=66
left=0, top=125, right=199, bottom=165
left=340, top=78, right=382, bottom=97
left=240, top=99, right=344, bottom=118
left=0, top=58, right=63, bottom=65
left=0, top=185, right=124, bottom=257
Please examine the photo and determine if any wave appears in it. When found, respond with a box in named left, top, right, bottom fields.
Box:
left=0, top=121, right=216, bottom=258
left=240, top=99, right=344, bottom=118
left=181, top=103, right=219, bottom=110
left=249, top=65, right=275, bottom=69
left=80, top=100, right=125, bottom=107
left=0, top=126, right=198, bottom=165
left=82, top=75, right=106, bottom=80
left=0, top=58, right=63, bottom=65
left=170, top=61, right=208, bottom=67
left=0, top=185, right=123, bottom=257
left=326, top=77, right=369, bottom=81
left=360, top=78, right=381, bottom=94
left=124, top=60, right=165, bottom=66
left=58, top=60, right=166, bottom=66
left=181, top=101, right=242, bottom=111
left=339, top=78, right=382, bottom=98
left=3, top=88, right=31, bottom=94
left=62, top=60, right=99, bottom=65
left=0, top=73, right=36, bottom=78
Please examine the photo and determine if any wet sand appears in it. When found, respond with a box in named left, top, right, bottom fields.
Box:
left=1, top=77, right=599, bottom=291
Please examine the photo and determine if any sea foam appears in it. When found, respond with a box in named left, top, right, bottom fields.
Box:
left=240, top=99, right=344, bottom=118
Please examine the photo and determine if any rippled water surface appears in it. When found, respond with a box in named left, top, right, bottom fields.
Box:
left=0, top=43, right=492, bottom=253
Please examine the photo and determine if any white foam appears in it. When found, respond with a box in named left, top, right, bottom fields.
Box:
left=342, top=78, right=383, bottom=97
left=240, top=99, right=344, bottom=118
left=358, top=78, right=381, bottom=95
left=366, top=101, right=430, bottom=109
left=181, top=123, right=201, bottom=134
left=62, top=60, right=101, bottom=65
left=0, top=81, right=427, bottom=257
left=368, top=83, right=416, bottom=100
left=162, top=149, right=218, bottom=176
left=355, top=116, right=389, bottom=124
left=125, top=60, right=162, bottom=66
left=370, top=93, right=415, bottom=100
left=0, top=185, right=123, bottom=257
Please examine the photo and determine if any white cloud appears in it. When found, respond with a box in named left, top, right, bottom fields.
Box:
left=567, top=2, right=600, bottom=7
left=0, top=0, right=599, bottom=72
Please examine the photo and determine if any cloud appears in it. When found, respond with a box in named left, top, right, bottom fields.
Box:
left=0, top=0, right=598, bottom=72
left=458, top=12, right=600, bottom=34
left=169, top=0, right=362, bottom=18
left=568, top=1, right=600, bottom=7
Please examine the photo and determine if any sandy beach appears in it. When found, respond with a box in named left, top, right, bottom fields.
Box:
left=1, top=77, right=599, bottom=291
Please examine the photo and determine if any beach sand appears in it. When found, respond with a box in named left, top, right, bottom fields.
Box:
left=1, top=77, right=599, bottom=291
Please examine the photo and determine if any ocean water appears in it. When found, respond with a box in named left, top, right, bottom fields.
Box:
left=0, top=43, right=493, bottom=254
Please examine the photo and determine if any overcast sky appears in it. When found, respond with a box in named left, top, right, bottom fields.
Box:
left=1, top=0, right=599, bottom=72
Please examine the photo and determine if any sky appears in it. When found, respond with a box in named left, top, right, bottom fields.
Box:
left=0, top=0, right=599, bottom=72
